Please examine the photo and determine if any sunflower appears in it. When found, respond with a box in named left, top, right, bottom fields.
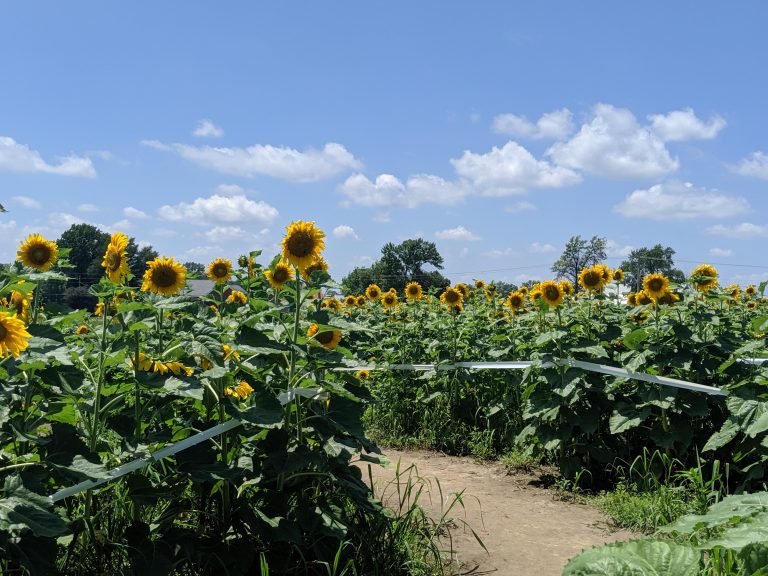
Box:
left=613, top=268, right=625, bottom=283
left=539, top=280, right=564, bottom=307
left=0, top=311, right=32, bottom=358
left=207, top=258, right=233, bottom=284
left=642, top=273, right=670, bottom=300
left=282, top=220, right=325, bottom=271
left=17, top=233, right=58, bottom=271
left=454, top=283, right=469, bottom=299
left=76, top=324, right=89, bottom=335
left=559, top=279, right=574, bottom=296
left=474, top=279, right=486, bottom=290
left=301, top=256, right=329, bottom=281
left=746, top=285, right=757, bottom=298
left=225, top=380, right=254, bottom=401
left=265, top=261, right=294, bottom=290
left=94, top=301, right=105, bottom=316
left=226, top=290, right=247, bottom=305
left=690, top=264, right=718, bottom=292
left=636, top=290, right=653, bottom=306
left=356, top=295, right=367, bottom=307
left=223, top=344, right=240, bottom=361
left=365, top=284, right=382, bottom=301
left=343, top=295, right=358, bottom=308
left=727, top=284, right=741, bottom=300
left=100, top=232, right=131, bottom=283
left=307, top=323, right=342, bottom=350
left=405, top=281, right=423, bottom=301
left=518, top=286, right=529, bottom=296
left=578, top=266, right=605, bottom=292
left=504, top=291, right=525, bottom=310
left=747, top=300, right=758, bottom=310
left=627, top=292, right=637, bottom=306
left=596, top=264, right=613, bottom=285
left=141, top=257, right=187, bottom=296
left=323, top=297, right=342, bottom=312
left=529, top=287, right=543, bottom=303
left=4, top=290, right=31, bottom=324
left=440, top=287, right=464, bottom=312
left=355, top=369, right=370, bottom=380
left=381, top=291, right=399, bottom=309
left=656, top=291, right=680, bottom=306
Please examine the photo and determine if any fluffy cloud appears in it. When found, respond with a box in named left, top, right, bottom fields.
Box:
left=203, top=226, right=260, bottom=242
left=124, top=206, right=149, bottom=219
left=452, top=141, right=581, bottom=195
left=648, top=108, right=726, bottom=142
left=193, top=119, right=224, bottom=138
left=435, top=225, right=480, bottom=241
left=147, top=140, right=361, bottom=182
left=706, top=222, right=768, bottom=238
left=547, top=104, right=678, bottom=179
left=528, top=241, right=556, bottom=253
left=613, top=181, right=750, bottom=220
left=11, top=195, right=42, bottom=209
left=159, top=194, right=279, bottom=226
left=606, top=240, right=634, bottom=259
left=709, top=248, right=733, bottom=257
left=0, top=136, right=96, bottom=177
left=731, top=151, right=768, bottom=180
left=333, top=225, right=358, bottom=239
left=492, top=108, right=574, bottom=140
left=339, top=173, right=467, bottom=208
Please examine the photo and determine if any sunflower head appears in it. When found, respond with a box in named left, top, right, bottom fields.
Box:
left=75, top=324, right=89, bottom=335
left=636, top=290, right=653, bottom=306
left=518, top=286, right=529, bottom=295
left=381, top=291, right=399, bottom=309
left=627, top=292, right=637, bottom=306
left=690, top=264, right=719, bottom=292
left=642, top=273, right=670, bottom=300
left=539, top=280, right=564, bottom=307
left=365, top=284, right=382, bottom=300
left=440, top=287, right=464, bottom=312
left=0, top=311, right=32, bottom=358
left=17, top=233, right=59, bottom=271
left=746, top=284, right=758, bottom=298
left=343, top=295, right=358, bottom=308
left=559, top=279, right=574, bottom=296
left=141, top=257, right=187, bottom=297
left=102, top=232, right=130, bottom=284
left=727, top=284, right=741, bottom=300
left=454, top=283, right=469, bottom=299
left=265, top=260, right=294, bottom=290
left=596, top=264, right=613, bottom=284
left=5, top=290, right=31, bottom=324
left=355, top=369, right=370, bottom=380
left=405, top=281, right=423, bottom=301
left=307, top=323, right=342, bottom=350
left=225, top=380, right=255, bottom=401
left=226, top=290, right=248, bottom=305
left=282, top=220, right=326, bottom=271
left=613, top=268, right=625, bottom=283
left=323, top=297, right=342, bottom=312
left=301, top=257, right=329, bottom=282
left=207, top=258, right=233, bottom=284
left=474, top=279, right=486, bottom=290
left=354, top=295, right=365, bottom=307
left=747, top=300, right=758, bottom=310
left=505, top=291, right=525, bottom=310
left=578, top=266, right=605, bottom=292
left=656, top=290, right=680, bottom=306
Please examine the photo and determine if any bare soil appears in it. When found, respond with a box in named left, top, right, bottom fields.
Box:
left=359, top=449, right=633, bottom=576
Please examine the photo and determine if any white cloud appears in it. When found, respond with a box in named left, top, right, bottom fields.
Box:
left=11, top=195, right=41, bottom=209
left=709, top=248, right=733, bottom=257
left=151, top=140, right=361, bottom=182
left=492, top=108, right=574, bottom=140
left=339, top=173, right=467, bottom=208
left=159, top=194, right=279, bottom=226
left=78, top=203, right=99, bottom=212
left=193, top=119, right=224, bottom=138
left=485, top=247, right=516, bottom=258
left=648, top=108, right=726, bottom=142
left=214, top=183, right=246, bottom=196
left=203, top=226, right=254, bottom=242
left=547, top=104, right=678, bottom=179
left=0, top=136, right=96, bottom=177
left=606, top=240, right=634, bottom=259
left=528, top=241, right=556, bottom=254
left=706, top=222, right=768, bottom=239
left=48, top=212, right=85, bottom=229
left=184, top=245, right=222, bottom=259
left=124, top=206, right=149, bottom=219
left=0, top=219, right=17, bottom=232
left=731, top=151, right=768, bottom=180
left=435, top=225, right=480, bottom=241
left=505, top=200, right=536, bottom=213
left=373, top=211, right=391, bottom=223
left=451, top=141, right=581, bottom=195
left=613, top=181, right=750, bottom=220
left=108, top=219, right=132, bottom=232
left=333, top=225, right=358, bottom=240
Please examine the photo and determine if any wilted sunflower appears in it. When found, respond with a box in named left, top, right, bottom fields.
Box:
left=207, top=258, right=233, bottom=284
left=0, top=311, right=32, bottom=358
left=343, top=295, right=358, bottom=308
left=578, top=266, right=605, bottom=292
left=282, top=220, right=325, bottom=271
left=746, top=285, right=757, bottom=298
left=636, top=290, right=653, bottom=306
left=405, top=281, right=423, bottom=301
left=643, top=273, right=670, bottom=300
left=690, top=264, right=718, bottom=292
left=613, top=269, right=625, bottom=283
left=17, top=233, right=58, bottom=271
left=225, top=380, right=254, bottom=401
left=307, top=323, right=342, bottom=350
left=102, top=232, right=130, bottom=283
left=265, top=261, right=294, bottom=290
left=539, top=280, right=564, bottom=307
left=381, top=291, right=399, bottom=309
left=559, top=279, right=574, bottom=296
left=365, top=284, right=382, bottom=300
left=627, top=292, right=637, bottom=306
left=226, top=290, right=247, bottom=305
left=504, top=291, right=525, bottom=310
left=454, top=283, right=469, bottom=299
left=142, top=257, right=186, bottom=296
left=474, top=279, right=486, bottom=290
left=301, top=256, right=328, bottom=281
left=440, top=287, right=464, bottom=312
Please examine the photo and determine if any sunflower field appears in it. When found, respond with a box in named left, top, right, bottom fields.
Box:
left=3, top=222, right=768, bottom=575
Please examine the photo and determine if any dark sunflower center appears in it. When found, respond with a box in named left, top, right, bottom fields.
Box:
left=30, top=245, right=51, bottom=265
left=286, top=232, right=314, bottom=257
left=273, top=267, right=289, bottom=283
left=152, top=265, right=178, bottom=288
left=544, top=286, right=560, bottom=301
left=213, top=264, right=228, bottom=278
left=0, top=323, right=7, bottom=340
left=407, top=287, right=418, bottom=295
left=445, top=290, right=460, bottom=304
left=584, top=271, right=601, bottom=287
left=106, top=251, right=121, bottom=271
left=647, top=278, right=664, bottom=292
left=511, top=296, right=522, bottom=307
left=384, top=296, right=395, bottom=305
left=370, top=289, right=380, bottom=298
left=317, top=331, right=334, bottom=344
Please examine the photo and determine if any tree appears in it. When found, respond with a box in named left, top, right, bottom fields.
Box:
left=551, top=235, right=607, bottom=287
left=342, top=238, right=450, bottom=294
left=620, top=245, right=685, bottom=291
left=129, top=245, right=159, bottom=283
left=58, top=224, right=110, bottom=282
left=184, top=262, right=206, bottom=277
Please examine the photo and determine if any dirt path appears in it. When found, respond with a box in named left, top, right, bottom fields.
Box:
left=360, top=449, right=632, bottom=576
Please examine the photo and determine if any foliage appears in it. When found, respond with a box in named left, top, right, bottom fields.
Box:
left=619, top=244, right=686, bottom=291
left=551, top=235, right=607, bottom=287
left=183, top=261, right=206, bottom=277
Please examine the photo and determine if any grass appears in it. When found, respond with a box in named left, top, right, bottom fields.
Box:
left=592, top=483, right=698, bottom=533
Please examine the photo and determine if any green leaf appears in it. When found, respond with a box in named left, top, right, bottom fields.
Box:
left=609, top=404, right=651, bottom=434
left=0, top=476, right=69, bottom=538
left=563, top=539, right=699, bottom=576
left=623, top=329, right=649, bottom=351
left=703, top=418, right=740, bottom=452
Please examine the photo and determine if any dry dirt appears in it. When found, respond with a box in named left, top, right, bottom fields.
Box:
left=358, top=449, right=633, bottom=576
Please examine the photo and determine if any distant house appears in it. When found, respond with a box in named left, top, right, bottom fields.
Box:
left=186, top=279, right=245, bottom=302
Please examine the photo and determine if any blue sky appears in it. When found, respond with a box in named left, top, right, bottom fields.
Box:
left=2, top=2, right=768, bottom=286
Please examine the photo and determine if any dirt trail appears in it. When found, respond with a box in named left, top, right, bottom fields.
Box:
left=361, top=449, right=633, bottom=576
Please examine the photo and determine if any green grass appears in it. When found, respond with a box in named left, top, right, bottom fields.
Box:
left=593, top=483, right=698, bottom=533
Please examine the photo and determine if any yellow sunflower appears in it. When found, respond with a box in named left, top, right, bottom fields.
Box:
left=454, top=283, right=469, bottom=299
left=613, top=268, right=625, bottom=283
left=405, top=281, right=423, bottom=301
left=265, top=260, right=294, bottom=290
left=559, top=279, right=574, bottom=296
left=636, top=290, right=653, bottom=306
left=627, top=292, right=637, bottom=306
left=747, top=300, right=758, bottom=310
left=355, top=369, right=370, bottom=380
left=539, top=280, right=564, bottom=307
left=440, top=287, right=464, bottom=312
left=207, top=258, right=233, bottom=284
left=381, top=291, right=399, bottom=309
left=226, top=290, right=247, bottom=305
left=474, top=279, right=486, bottom=290
left=225, top=380, right=254, bottom=401
left=356, top=295, right=367, bottom=307
left=578, top=266, right=605, bottom=292
left=656, top=291, right=680, bottom=306
left=102, top=232, right=130, bottom=284
left=307, top=323, right=342, bottom=350
left=365, top=284, right=382, bottom=301
left=746, top=284, right=757, bottom=298
left=17, top=233, right=58, bottom=271
left=690, top=264, right=718, bottom=292
left=0, top=311, right=32, bottom=358
left=4, top=290, right=31, bottom=324
left=76, top=324, right=89, bottom=335
left=282, top=220, right=326, bottom=271
left=301, top=256, right=329, bottom=281
left=596, top=264, right=613, bottom=285
left=343, top=295, right=358, bottom=308
left=727, top=284, right=741, bottom=300
left=642, top=273, right=670, bottom=300
left=518, top=286, right=529, bottom=296
left=323, top=297, right=342, bottom=312
left=141, top=257, right=186, bottom=296
left=529, top=287, right=543, bottom=303
left=504, top=291, right=525, bottom=310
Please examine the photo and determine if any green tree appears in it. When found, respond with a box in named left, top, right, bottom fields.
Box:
left=620, top=244, right=685, bottom=291
left=58, top=223, right=110, bottom=283
left=184, top=262, right=206, bottom=277
left=129, top=245, right=159, bottom=284
left=551, top=235, right=607, bottom=287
